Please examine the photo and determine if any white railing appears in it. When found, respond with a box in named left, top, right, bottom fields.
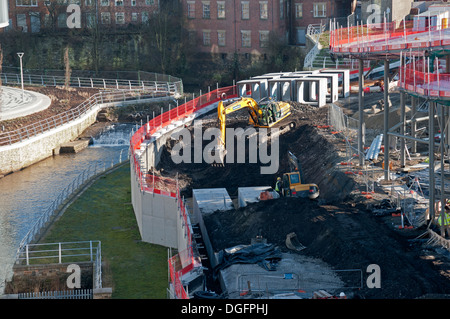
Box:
left=0, top=67, right=183, bottom=95
left=304, top=23, right=325, bottom=69
left=15, top=152, right=128, bottom=263
left=19, top=289, right=93, bottom=299
left=15, top=240, right=102, bottom=291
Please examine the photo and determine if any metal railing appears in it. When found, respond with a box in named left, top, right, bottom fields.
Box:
left=1, top=67, right=183, bottom=95
left=0, top=88, right=171, bottom=147
left=304, top=23, right=325, bottom=69
left=19, top=289, right=93, bottom=299
left=16, top=241, right=102, bottom=290
left=15, top=150, right=128, bottom=264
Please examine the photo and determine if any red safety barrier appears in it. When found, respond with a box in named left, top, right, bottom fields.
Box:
left=131, top=85, right=238, bottom=299
left=399, top=60, right=450, bottom=97
left=330, top=20, right=448, bottom=53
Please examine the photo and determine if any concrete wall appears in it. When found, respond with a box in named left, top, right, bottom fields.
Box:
left=130, top=159, right=179, bottom=249
left=0, top=96, right=171, bottom=177
left=0, top=105, right=100, bottom=176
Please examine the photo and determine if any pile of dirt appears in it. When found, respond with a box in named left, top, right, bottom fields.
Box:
left=203, top=197, right=450, bottom=299
left=154, top=100, right=450, bottom=299
left=156, top=104, right=356, bottom=204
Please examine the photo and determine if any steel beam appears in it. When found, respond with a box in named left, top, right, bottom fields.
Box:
left=358, top=59, right=365, bottom=166
left=429, top=101, right=436, bottom=223
left=384, top=59, right=389, bottom=180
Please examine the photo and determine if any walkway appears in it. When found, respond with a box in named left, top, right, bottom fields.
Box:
left=0, top=86, right=51, bottom=121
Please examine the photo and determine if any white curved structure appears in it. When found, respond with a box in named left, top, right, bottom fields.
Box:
left=0, top=0, right=9, bottom=29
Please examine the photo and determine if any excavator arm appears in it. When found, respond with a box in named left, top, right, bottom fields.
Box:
left=217, top=97, right=261, bottom=150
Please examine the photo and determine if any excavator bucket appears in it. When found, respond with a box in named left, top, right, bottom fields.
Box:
left=212, top=145, right=226, bottom=167
left=285, top=232, right=306, bottom=252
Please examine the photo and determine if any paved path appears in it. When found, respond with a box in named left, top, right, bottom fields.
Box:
left=0, top=86, right=51, bottom=121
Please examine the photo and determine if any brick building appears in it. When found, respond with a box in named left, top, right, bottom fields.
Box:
left=182, top=0, right=352, bottom=56
left=5, top=0, right=159, bottom=32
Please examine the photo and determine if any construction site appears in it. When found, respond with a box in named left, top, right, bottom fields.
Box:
left=126, top=5, right=450, bottom=299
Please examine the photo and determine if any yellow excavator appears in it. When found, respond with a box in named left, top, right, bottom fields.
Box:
left=216, top=96, right=292, bottom=160
left=281, top=151, right=319, bottom=199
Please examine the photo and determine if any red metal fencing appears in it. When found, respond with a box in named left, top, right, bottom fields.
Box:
left=399, top=59, right=450, bottom=98
left=130, top=85, right=238, bottom=299
left=330, top=20, right=450, bottom=53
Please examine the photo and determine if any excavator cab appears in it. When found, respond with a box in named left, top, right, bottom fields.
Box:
left=282, top=171, right=319, bottom=199
left=281, top=151, right=319, bottom=199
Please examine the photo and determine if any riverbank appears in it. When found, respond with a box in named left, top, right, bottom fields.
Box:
left=35, top=163, right=168, bottom=298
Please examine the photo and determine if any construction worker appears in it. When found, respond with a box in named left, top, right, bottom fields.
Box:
left=438, top=204, right=450, bottom=238
left=275, top=177, right=282, bottom=196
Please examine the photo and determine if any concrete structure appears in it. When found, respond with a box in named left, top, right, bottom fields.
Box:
left=192, top=188, right=234, bottom=216
left=0, top=86, right=51, bottom=121
left=236, top=78, right=270, bottom=101
left=268, top=78, right=298, bottom=101
left=237, top=186, right=275, bottom=208
left=302, top=72, right=339, bottom=103
left=130, top=173, right=179, bottom=248
left=320, top=69, right=350, bottom=98
left=0, top=103, right=99, bottom=175
left=219, top=252, right=347, bottom=299
left=294, top=77, right=328, bottom=107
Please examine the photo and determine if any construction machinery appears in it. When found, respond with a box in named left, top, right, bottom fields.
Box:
left=280, top=151, right=319, bottom=199
left=216, top=96, right=292, bottom=161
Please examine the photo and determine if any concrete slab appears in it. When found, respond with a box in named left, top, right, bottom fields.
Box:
left=193, top=188, right=234, bottom=216
left=219, top=252, right=347, bottom=299
left=237, top=186, right=276, bottom=208
left=0, top=86, right=52, bottom=121
left=59, top=139, right=90, bottom=153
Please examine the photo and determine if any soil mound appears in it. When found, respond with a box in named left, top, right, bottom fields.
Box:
left=203, top=197, right=450, bottom=299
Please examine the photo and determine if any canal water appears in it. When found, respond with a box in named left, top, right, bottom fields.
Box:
left=0, top=122, right=135, bottom=293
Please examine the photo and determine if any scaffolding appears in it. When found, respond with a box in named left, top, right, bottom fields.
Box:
left=329, top=9, right=450, bottom=245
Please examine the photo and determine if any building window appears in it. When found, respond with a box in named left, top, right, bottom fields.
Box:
left=16, top=0, right=37, bottom=6
left=115, top=0, right=123, bottom=6
left=101, top=12, right=111, bottom=24
left=187, top=1, right=195, bottom=18
left=142, top=11, right=149, bottom=22
left=86, top=12, right=96, bottom=28
left=203, top=30, right=211, bottom=46
left=131, top=12, right=138, bottom=21
left=241, top=1, right=249, bottom=20
left=16, top=14, right=27, bottom=31
left=259, top=30, right=269, bottom=47
left=313, top=3, right=326, bottom=17
left=218, top=30, right=226, bottom=46
left=115, top=12, right=125, bottom=24
left=260, top=1, right=268, bottom=19
left=57, top=13, right=67, bottom=27
left=202, top=1, right=210, bottom=19
left=101, top=0, right=109, bottom=6
left=217, top=1, right=225, bottom=19
left=280, top=0, right=284, bottom=19
left=131, top=0, right=136, bottom=5
left=295, top=3, right=302, bottom=18
left=145, top=0, right=154, bottom=5
left=85, top=0, right=93, bottom=6
left=241, top=30, right=251, bottom=47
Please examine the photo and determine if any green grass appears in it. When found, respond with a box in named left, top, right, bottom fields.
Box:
left=39, top=163, right=169, bottom=299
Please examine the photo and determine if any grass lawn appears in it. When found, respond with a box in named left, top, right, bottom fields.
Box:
left=39, top=162, right=169, bottom=299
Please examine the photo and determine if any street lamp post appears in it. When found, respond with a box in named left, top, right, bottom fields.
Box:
left=17, top=52, right=24, bottom=100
